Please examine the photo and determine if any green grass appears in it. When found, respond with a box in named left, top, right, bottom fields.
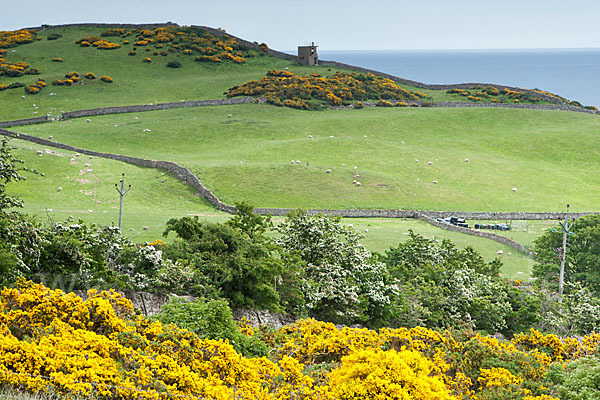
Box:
left=0, top=26, right=352, bottom=121
left=7, top=139, right=227, bottom=243
left=16, top=104, right=600, bottom=212
left=8, top=138, right=537, bottom=277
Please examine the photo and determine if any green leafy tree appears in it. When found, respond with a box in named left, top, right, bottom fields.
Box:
left=533, top=215, right=600, bottom=295
left=381, top=231, right=538, bottom=334
left=276, top=210, right=393, bottom=326
left=163, top=216, right=284, bottom=311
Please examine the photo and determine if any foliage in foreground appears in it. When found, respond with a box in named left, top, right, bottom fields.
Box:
left=5, top=280, right=600, bottom=399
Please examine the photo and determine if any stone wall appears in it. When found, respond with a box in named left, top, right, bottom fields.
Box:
left=0, top=116, right=50, bottom=128
left=253, top=207, right=597, bottom=221
left=0, top=128, right=236, bottom=214
left=61, top=97, right=257, bottom=119
left=415, top=213, right=534, bottom=255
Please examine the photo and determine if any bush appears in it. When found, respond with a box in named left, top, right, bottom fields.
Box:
left=24, top=85, right=40, bottom=94
left=128, top=50, right=136, bottom=56
left=353, top=101, right=364, bottom=109
left=24, top=68, right=40, bottom=75
left=84, top=72, right=96, bottom=79
left=153, top=297, right=268, bottom=357
left=143, top=57, right=152, bottom=63
left=100, top=76, right=113, bottom=83
left=166, top=60, right=182, bottom=68
left=51, top=58, right=63, bottom=62
left=376, top=99, right=394, bottom=107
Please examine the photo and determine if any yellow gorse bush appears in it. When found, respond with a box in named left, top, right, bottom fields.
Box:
left=1, top=281, right=595, bottom=399
left=227, top=70, right=429, bottom=109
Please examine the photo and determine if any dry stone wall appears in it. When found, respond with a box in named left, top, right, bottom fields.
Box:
left=0, top=116, right=51, bottom=128
left=61, top=97, right=257, bottom=119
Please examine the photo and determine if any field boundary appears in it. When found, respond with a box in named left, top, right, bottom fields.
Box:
left=4, top=128, right=599, bottom=256
left=0, top=96, right=596, bottom=130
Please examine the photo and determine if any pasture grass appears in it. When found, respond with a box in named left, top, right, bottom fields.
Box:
left=17, top=104, right=600, bottom=212
left=0, top=25, right=455, bottom=121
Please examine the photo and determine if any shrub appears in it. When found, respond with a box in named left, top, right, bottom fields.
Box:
left=0, top=84, right=7, bottom=91
left=143, top=57, right=152, bottom=63
left=51, top=57, right=63, bottom=62
left=183, top=49, right=192, bottom=55
left=36, top=79, right=46, bottom=87
left=47, top=33, right=62, bottom=41
left=153, top=297, right=268, bottom=357
left=24, top=68, right=41, bottom=75
left=79, top=41, right=91, bottom=47
left=166, top=60, right=182, bottom=68
left=7, top=82, right=25, bottom=89
left=353, top=101, right=364, bottom=109
left=128, top=50, right=136, bottom=56
left=395, top=101, right=409, bottom=107
left=100, top=76, right=113, bottom=83
left=376, top=99, right=394, bottom=107
left=123, top=40, right=130, bottom=44
left=160, top=51, right=168, bottom=56
left=64, top=71, right=79, bottom=79
left=24, top=85, right=40, bottom=94
left=84, top=72, right=96, bottom=79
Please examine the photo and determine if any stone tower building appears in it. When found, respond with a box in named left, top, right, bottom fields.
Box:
left=298, top=42, right=318, bottom=66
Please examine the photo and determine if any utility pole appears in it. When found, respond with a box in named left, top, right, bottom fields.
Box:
left=115, top=173, right=131, bottom=239
left=556, top=204, right=575, bottom=301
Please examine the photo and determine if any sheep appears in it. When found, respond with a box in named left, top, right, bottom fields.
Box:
left=326, top=169, right=332, bottom=173
left=432, top=180, right=438, bottom=184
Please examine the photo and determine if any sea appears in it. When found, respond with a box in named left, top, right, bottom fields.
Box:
left=315, top=49, right=600, bottom=107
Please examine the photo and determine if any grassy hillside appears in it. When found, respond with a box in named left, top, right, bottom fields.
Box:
left=5, top=24, right=595, bottom=279
left=17, top=104, right=600, bottom=211
left=1, top=25, right=457, bottom=121
left=7, top=139, right=224, bottom=243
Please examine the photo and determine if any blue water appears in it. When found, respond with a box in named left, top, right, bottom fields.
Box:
left=317, top=49, right=600, bottom=107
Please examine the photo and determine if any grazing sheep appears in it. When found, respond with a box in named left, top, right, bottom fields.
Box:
left=86, top=119, right=91, bottom=122
left=512, top=188, right=518, bottom=192
left=415, top=159, right=419, bottom=162
left=355, top=181, right=361, bottom=186
left=432, top=180, right=438, bottom=184
left=57, top=187, right=62, bottom=192
left=326, top=169, right=332, bottom=173
left=36, top=150, right=43, bottom=156
left=308, top=135, right=313, bottom=138
left=296, top=160, right=301, bottom=164
left=428, top=161, right=433, bottom=165
left=497, top=250, right=504, bottom=255
left=48, top=136, right=52, bottom=140
left=291, top=160, right=295, bottom=164
left=464, top=158, right=469, bottom=163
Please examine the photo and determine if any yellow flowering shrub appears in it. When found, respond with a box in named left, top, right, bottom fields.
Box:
left=329, top=348, right=456, bottom=399
left=3, top=281, right=597, bottom=400
left=227, top=70, right=430, bottom=109
left=101, top=76, right=114, bottom=83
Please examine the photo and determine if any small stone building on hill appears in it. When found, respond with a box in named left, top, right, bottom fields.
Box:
left=298, top=42, right=318, bottom=66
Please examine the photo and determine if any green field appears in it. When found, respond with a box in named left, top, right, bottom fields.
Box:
left=9, top=139, right=534, bottom=278
left=16, top=104, right=600, bottom=212
left=7, top=139, right=226, bottom=243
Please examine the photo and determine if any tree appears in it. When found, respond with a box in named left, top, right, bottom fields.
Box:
left=276, top=210, right=393, bottom=325
left=533, top=215, right=600, bottom=295
left=163, top=216, right=284, bottom=311
left=0, top=138, right=37, bottom=212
